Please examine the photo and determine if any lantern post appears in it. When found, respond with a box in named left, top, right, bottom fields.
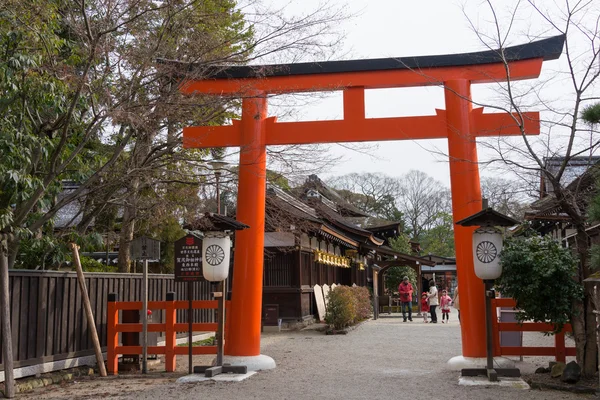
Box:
left=455, top=201, right=521, bottom=382
left=187, top=213, right=250, bottom=377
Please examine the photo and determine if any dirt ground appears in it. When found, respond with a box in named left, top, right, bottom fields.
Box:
left=23, top=315, right=597, bottom=400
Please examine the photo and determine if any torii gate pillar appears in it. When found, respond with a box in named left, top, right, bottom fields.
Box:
left=222, top=92, right=276, bottom=369
left=444, top=80, right=485, bottom=357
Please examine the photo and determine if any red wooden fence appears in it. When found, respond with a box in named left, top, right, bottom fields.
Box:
left=107, top=293, right=226, bottom=375
left=491, top=298, right=576, bottom=363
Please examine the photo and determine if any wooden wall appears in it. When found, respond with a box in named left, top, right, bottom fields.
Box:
left=0, top=270, right=212, bottom=370
left=263, top=249, right=368, bottom=321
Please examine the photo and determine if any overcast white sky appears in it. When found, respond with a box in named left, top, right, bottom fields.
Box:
left=241, top=0, right=597, bottom=188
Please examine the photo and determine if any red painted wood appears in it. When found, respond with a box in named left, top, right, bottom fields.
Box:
left=183, top=110, right=539, bottom=148
left=555, top=332, right=566, bottom=363
left=165, top=297, right=176, bottom=372
left=174, top=346, right=217, bottom=355
left=107, top=301, right=118, bottom=375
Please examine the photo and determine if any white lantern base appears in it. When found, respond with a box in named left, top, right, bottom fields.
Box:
left=447, top=355, right=515, bottom=371
left=222, top=354, right=276, bottom=371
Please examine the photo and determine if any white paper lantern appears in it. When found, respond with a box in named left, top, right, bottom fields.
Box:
left=472, top=227, right=503, bottom=280
left=202, top=234, right=231, bottom=282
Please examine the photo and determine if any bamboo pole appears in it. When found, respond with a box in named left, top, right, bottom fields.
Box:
left=0, top=237, right=15, bottom=398
left=70, top=243, right=107, bottom=377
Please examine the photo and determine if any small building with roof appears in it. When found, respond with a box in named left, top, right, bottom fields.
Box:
left=261, top=175, right=434, bottom=324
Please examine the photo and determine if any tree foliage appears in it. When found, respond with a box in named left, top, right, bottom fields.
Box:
left=480, top=176, right=530, bottom=221
left=328, top=173, right=403, bottom=220
left=496, top=234, right=583, bottom=332
left=397, top=170, right=451, bottom=240
left=418, top=212, right=455, bottom=257
left=1, top=0, right=349, bottom=271
left=384, top=265, right=417, bottom=296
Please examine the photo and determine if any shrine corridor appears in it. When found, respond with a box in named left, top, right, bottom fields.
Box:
left=33, top=317, right=583, bottom=400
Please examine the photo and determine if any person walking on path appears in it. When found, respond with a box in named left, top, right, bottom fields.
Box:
left=440, top=290, right=452, bottom=323
left=420, top=292, right=430, bottom=323
left=427, top=280, right=439, bottom=323
left=452, top=286, right=460, bottom=322
left=398, top=276, right=414, bottom=322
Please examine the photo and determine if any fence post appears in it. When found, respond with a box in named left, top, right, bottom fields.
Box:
left=555, top=330, right=566, bottom=363
left=107, top=293, right=119, bottom=375
left=165, top=292, right=176, bottom=372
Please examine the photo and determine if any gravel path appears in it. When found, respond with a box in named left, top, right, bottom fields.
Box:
left=30, top=314, right=590, bottom=399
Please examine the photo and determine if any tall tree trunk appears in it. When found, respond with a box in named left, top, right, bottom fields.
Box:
left=584, top=292, right=598, bottom=375
left=7, top=240, right=19, bottom=269
left=574, top=229, right=598, bottom=376
left=118, top=178, right=139, bottom=273
left=118, top=206, right=135, bottom=273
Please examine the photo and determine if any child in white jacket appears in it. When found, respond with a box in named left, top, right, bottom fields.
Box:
left=427, top=281, right=439, bottom=323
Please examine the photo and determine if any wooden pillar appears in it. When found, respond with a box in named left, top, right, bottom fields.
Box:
left=444, top=79, right=485, bottom=357
left=372, top=269, right=379, bottom=320
left=225, top=92, right=267, bottom=357
left=106, top=293, right=118, bottom=375
left=417, top=263, right=422, bottom=300
left=0, top=238, right=15, bottom=398
left=297, top=248, right=302, bottom=287
left=165, top=292, right=176, bottom=371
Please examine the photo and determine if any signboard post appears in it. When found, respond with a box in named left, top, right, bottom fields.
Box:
left=174, top=234, right=203, bottom=374
left=130, top=236, right=160, bottom=374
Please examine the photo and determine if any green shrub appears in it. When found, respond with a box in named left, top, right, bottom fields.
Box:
left=325, top=286, right=357, bottom=330
left=384, top=265, right=417, bottom=295
left=351, top=286, right=372, bottom=322
left=79, top=256, right=118, bottom=273
left=497, top=234, right=583, bottom=332
left=325, top=285, right=373, bottom=330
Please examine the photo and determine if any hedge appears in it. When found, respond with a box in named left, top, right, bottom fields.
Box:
left=325, top=285, right=372, bottom=330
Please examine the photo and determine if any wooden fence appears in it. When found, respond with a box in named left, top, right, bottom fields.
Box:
left=107, top=294, right=226, bottom=374
left=0, top=270, right=213, bottom=370
left=492, top=298, right=576, bottom=362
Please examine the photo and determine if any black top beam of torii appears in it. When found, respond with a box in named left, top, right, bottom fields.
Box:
left=159, top=35, right=565, bottom=79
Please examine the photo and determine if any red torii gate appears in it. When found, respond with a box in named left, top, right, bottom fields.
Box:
left=172, top=35, right=564, bottom=367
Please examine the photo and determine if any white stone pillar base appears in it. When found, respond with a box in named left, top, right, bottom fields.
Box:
left=223, top=354, right=276, bottom=371
left=447, top=355, right=515, bottom=371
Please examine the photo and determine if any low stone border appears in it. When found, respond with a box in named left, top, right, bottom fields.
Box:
left=325, top=319, right=370, bottom=335
left=0, top=366, right=94, bottom=396
left=527, top=378, right=599, bottom=395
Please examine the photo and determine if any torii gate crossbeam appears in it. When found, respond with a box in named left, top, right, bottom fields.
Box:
left=168, top=35, right=564, bottom=368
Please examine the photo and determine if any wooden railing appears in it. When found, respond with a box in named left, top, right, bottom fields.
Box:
left=107, top=292, right=226, bottom=375
left=491, top=298, right=576, bottom=363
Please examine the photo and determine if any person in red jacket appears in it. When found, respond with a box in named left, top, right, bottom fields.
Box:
left=398, top=276, right=414, bottom=322
left=421, top=292, right=430, bottom=323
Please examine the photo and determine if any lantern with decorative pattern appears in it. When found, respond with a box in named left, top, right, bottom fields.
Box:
left=202, top=234, right=231, bottom=281
left=472, top=227, right=503, bottom=280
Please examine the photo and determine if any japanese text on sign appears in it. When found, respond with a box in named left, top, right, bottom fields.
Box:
left=174, top=235, right=204, bottom=282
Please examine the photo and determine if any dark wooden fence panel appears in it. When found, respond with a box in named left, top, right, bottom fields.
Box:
left=263, top=253, right=292, bottom=287
left=0, top=270, right=211, bottom=370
